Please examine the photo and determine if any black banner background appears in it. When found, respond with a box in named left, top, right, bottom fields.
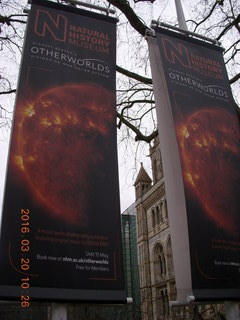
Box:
left=155, top=27, right=240, bottom=300
left=0, top=0, right=126, bottom=302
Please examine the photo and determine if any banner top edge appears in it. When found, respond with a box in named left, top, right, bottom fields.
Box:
left=29, top=0, right=118, bottom=24
left=152, top=25, right=224, bottom=52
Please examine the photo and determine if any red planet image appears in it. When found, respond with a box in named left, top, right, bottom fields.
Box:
left=177, top=107, right=240, bottom=235
left=13, top=84, right=114, bottom=226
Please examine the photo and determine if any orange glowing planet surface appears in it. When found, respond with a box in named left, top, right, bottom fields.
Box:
left=15, top=84, right=113, bottom=226
left=178, top=108, right=240, bottom=235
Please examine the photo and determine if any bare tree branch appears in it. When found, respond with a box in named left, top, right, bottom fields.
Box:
left=193, top=1, right=218, bottom=33
left=0, top=14, right=27, bottom=25
left=117, top=110, right=158, bottom=142
left=107, top=0, right=148, bottom=36
left=0, top=89, right=16, bottom=95
left=117, top=65, right=152, bottom=84
left=229, top=72, right=240, bottom=84
left=217, top=13, right=240, bottom=40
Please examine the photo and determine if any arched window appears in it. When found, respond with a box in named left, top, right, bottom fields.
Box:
left=137, top=209, right=143, bottom=236
left=156, top=205, right=163, bottom=224
left=136, top=210, right=140, bottom=237
left=138, top=244, right=145, bottom=286
left=161, top=254, right=166, bottom=275
left=159, top=288, right=169, bottom=316
left=166, top=237, right=174, bottom=277
left=156, top=205, right=159, bottom=225
left=164, top=198, right=168, bottom=218
left=164, top=289, right=169, bottom=315
left=161, top=290, right=165, bottom=314
left=154, top=244, right=166, bottom=283
left=160, top=201, right=164, bottom=220
left=152, top=158, right=158, bottom=184
left=152, top=209, right=156, bottom=229
left=135, top=185, right=139, bottom=199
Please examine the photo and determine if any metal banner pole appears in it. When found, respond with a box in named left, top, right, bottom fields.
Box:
left=51, top=303, right=67, bottom=320
left=174, top=0, right=187, bottom=30
left=225, top=302, right=240, bottom=320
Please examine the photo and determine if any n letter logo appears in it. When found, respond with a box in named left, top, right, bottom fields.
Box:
left=162, top=38, right=191, bottom=69
left=34, top=9, right=67, bottom=42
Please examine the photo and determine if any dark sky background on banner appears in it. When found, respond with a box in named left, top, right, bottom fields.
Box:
left=155, top=27, right=240, bottom=300
left=0, top=0, right=126, bottom=302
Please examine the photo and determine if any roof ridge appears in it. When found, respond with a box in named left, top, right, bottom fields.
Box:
left=134, top=163, right=152, bottom=185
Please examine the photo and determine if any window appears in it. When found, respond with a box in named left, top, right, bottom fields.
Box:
left=160, top=254, right=166, bottom=275
left=153, top=158, right=157, bottom=183
left=152, top=209, right=156, bottom=228
left=166, top=238, right=174, bottom=277
left=157, top=287, right=169, bottom=316
left=156, top=205, right=163, bottom=224
left=164, top=289, right=169, bottom=315
left=154, top=244, right=166, bottom=283
left=164, top=198, right=168, bottom=218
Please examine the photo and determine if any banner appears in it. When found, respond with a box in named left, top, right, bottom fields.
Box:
left=0, top=0, right=126, bottom=303
left=148, top=27, right=240, bottom=302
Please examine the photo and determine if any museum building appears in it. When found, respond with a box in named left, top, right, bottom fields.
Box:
left=130, top=136, right=224, bottom=320
left=132, top=136, right=176, bottom=320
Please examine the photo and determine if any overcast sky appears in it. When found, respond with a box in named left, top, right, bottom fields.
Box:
left=0, top=137, right=9, bottom=216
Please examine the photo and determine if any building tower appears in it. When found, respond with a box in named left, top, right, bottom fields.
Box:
left=134, top=137, right=176, bottom=320
left=134, top=162, right=152, bottom=199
